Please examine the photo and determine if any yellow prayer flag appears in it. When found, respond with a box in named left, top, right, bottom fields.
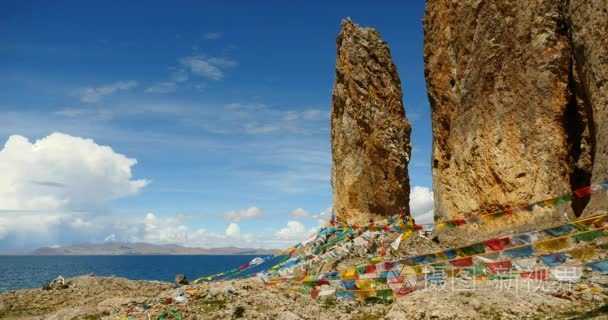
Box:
left=534, top=237, right=570, bottom=252
left=355, top=279, right=374, bottom=290
left=340, top=268, right=357, bottom=279
left=567, top=246, right=596, bottom=260
left=400, top=229, right=413, bottom=240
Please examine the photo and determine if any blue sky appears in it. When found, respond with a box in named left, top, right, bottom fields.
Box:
left=0, top=1, right=434, bottom=251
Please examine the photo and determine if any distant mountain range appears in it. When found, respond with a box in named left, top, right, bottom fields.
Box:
left=23, top=242, right=278, bottom=256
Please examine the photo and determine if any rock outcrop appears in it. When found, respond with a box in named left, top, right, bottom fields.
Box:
left=423, top=0, right=608, bottom=243
left=564, top=0, right=608, bottom=215
left=331, top=19, right=412, bottom=225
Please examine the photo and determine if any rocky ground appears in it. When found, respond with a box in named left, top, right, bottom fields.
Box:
left=1, top=273, right=608, bottom=320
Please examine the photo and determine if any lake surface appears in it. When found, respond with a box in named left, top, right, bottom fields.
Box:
left=0, top=255, right=259, bottom=292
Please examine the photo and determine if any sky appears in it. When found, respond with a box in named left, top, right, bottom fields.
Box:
left=0, top=1, right=435, bottom=252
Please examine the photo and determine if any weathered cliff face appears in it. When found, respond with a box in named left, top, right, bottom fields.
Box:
left=423, top=0, right=597, bottom=243
left=564, top=0, right=608, bottom=215
left=331, top=19, right=412, bottom=225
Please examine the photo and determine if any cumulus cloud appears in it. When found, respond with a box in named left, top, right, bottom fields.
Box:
left=178, top=55, right=237, bottom=80
left=275, top=220, right=310, bottom=240
left=313, top=207, right=332, bottom=225
left=290, top=208, right=310, bottom=219
left=80, top=81, right=138, bottom=103
left=410, top=186, right=435, bottom=224
left=225, top=223, right=240, bottom=237
left=0, top=133, right=149, bottom=211
left=223, top=206, right=262, bottom=222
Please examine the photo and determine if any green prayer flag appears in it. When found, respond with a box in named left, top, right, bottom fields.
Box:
left=572, top=230, right=606, bottom=242
left=357, top=266, right=366, bottom=275
left=465, top=265, right=486, bottom=277
left=375, top=289, right=394, bottom=300
left=553, top=193, right=573, bottom=205
left=459, top=243, right=485, bottom=256
left=488, top=273, right=517, bottom=280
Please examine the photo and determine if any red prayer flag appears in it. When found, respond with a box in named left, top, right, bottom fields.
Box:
left=574, top=186, right=593, bottom=198
left=315, top=279, right=329, bottom=286
left=394, top=286, right=414, bottom=297
left=449, top=256, right=473, bottom=267
left=365, top=265, right=377, bottom=274
left=483, top=237, right=511, bottom=251
left=311, top=288, right=319, bottom=298
left=377, top=262, right=393, bottom=271
left=450, top=218, right=466, bottom=226
left=486, top=260, right=512, bottom=273
left=413, top=224, right=423, bottom=231
left=520, top=270, right=548, bottom=281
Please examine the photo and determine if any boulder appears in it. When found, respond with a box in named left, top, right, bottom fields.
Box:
left=174, top=274, right=188, bottom=285
left=331, top=19, right=412, bottom=225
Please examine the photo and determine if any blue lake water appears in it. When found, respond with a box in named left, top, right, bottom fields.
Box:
left=0, top=255, right=260, bottom=292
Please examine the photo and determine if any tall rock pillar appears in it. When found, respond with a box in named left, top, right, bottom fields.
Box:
left=564, top=0, right=608, bottom=216
left=423, top=0, right=593, bottom=244
left=331, top=19, right=412, bottom=225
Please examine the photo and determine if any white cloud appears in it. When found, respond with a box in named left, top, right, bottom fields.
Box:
left=0, top=132, right=149, bottom=211
left=225, top=223, right=240, bottom=237
left=80, top=81, right=138, bottom=103
left=313, top=207, right=332, bottom=225
left=145, top=82, right=178, bottom=94
left=275, top=220, right=308, bottom=240
left=223, top=206, right=262, bottom=222
left=202, top=32, right=222, bottom=40
left=290, top=208, right=310, bottom=218
left=178, top=55, right=237, bottom=80
left=409, top=186, right=435, bottom=224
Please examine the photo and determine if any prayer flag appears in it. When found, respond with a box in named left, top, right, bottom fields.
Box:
left=449, top=257, right=473, bottom=267
left=375, top=289, right=394, bottom=300
left=520, top=270, right=548, bottom=280
left=567, top=246, right=596, bottom=260
left=341, top=280, right=356, bottom=290
left=356, top=266, right=366, bottom=275
left=586, top=260, right=608, bottom=273
left=465, top=265, right=486, bottom=277
left=512, top=257, right=538, bottom=271
left=539, top=253, right=568, bottom=267
left=376, top=261, right=394, bottom=272
left=365, top=264, right=377, bottom=274
left=504, top=245, right=534, bottom=259
left=483, top=237, right=511, bottom=251
left=340, top=268, right=357, bottom=280
left=458, top=243, right=486, bottom=256
left=544, top=224, right=574, bottom=237
left=335, top=291, right=356, bottom=300
left=572, top=230, right=605, bottom=242
left=553, top=193, right=573, bottom=205
left=355, top=279, right=373, bottom=290
left=534, top=238, right=570, bottom=252
left=443, top=248, right=458, bottom=260
left=488, top=273, right=517, bottom=280
left=485, top=260, right=512, bottom=273
left=574, top=186, right=593, bottom=198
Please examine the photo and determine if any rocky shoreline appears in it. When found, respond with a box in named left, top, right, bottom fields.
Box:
left=1, top=273, right=608, bottom=319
